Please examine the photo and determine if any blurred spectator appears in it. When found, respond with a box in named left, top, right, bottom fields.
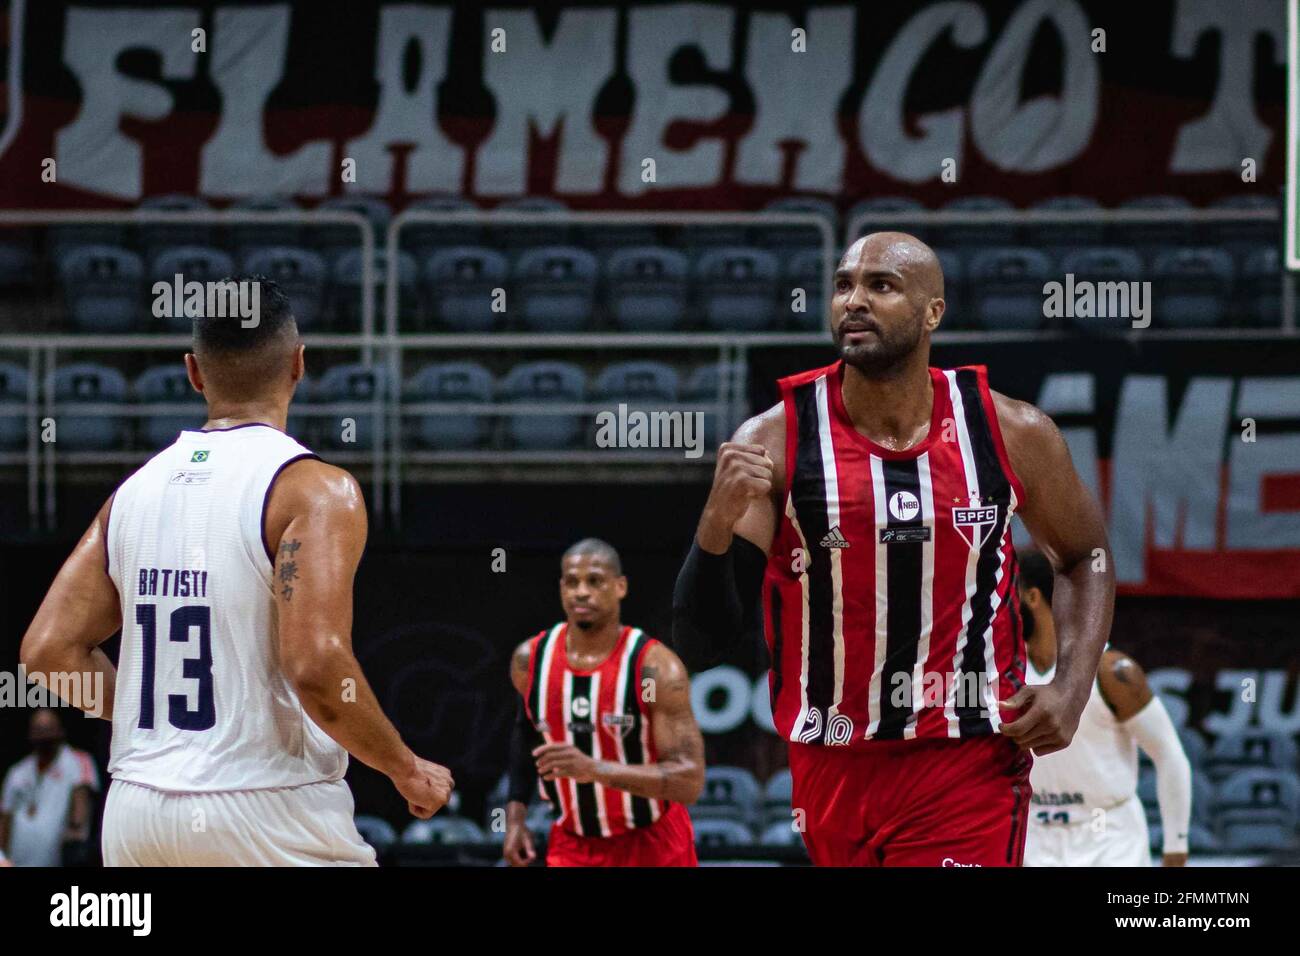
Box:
left=0, top=708, right=98, bottom=866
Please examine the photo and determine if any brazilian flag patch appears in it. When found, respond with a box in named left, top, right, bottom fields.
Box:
left=191, top=450, right=210, bottom=463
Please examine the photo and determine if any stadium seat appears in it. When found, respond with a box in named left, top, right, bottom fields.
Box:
left=404, top=195, right=482, bottom=258
left=316, top=363, right=391, bottom=451
left=525, top=802, right=556, bottom=833
left=57, top=244, right=144, bottom=333
left=1214, top=768, right=1300, bottom=851
left=759, top=820, right=805, bottom=849
left=0, top=361, right=30, bottom=450
left=932, top=247, right=966, bottom=328
left=684, top=362, right=739, bottom=450
left=400, top=816, right=487, bottom=846
left=1027, top=195, right=1105, bottom=250
left=405, top=362, right=494, bottom=450
left=848, top=196, right=929, bottom=242
left=762, top=768, right=793, bottom=826
left=316, top=196, right=391, bottom=262
left=0, top=243, right=36, bottom=291
left=694, top=766, right=762, bottom=826
left=422, top=246, right=509, bottom=332
left=514, top=246, right=598, bottom=332
left=782, top=248, right=826, bottom=331
left=139, top=193, right=214, bottom=254
left=52, top=363, right=128, bottom=450
left=1057, top=247, right=1145, bottom=333
left=134, top=365, right=204, bottom=449
left=1178, top=727, right=1209, bottom=770
left=354, top=815, right=398, bottom=854
left=1205, top=730, right=1300, bottom=781
left=1147, top=820, right=1221, bottom=854
left=1151, top=247, right=1233, bottom=328
left=691, top=818, right=756, bottom=849
left=1117, top=195, right=1193, bottom=257
left=593, top=361, right=679, bottom=404
left=695, top=247, right=779, bottom=332
left=332, top=248, right=417, bottom=332
left=240, top=246, right=327, bottom=331
left=50, top=222, right=131, bottom=257
left=1240, top=245, right=1279, bottom=327
left=967, top=247, right=1051, bottom=330
left=759, top=196, right=838, bottom=255
left=1207, top=194, right=1279, bottom=258
left=494, top=197, right=571, bottom=250
left=938, top=195, right=1017, bottom=250
left=148, top=246, right=237, bottom=332
left=604, top=247, right=689, bottom=332
left=500, top=361, right=586, bottom=450
left=229, top=195, right=302, bottom=253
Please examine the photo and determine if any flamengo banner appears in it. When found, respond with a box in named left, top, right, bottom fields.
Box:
left=0, top=0, right=1286, bottom=207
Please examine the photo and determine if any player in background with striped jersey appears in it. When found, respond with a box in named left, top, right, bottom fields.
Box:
left=503, top=539, right=703, bottom=867
left=674, top=233, right=1116, bottom=866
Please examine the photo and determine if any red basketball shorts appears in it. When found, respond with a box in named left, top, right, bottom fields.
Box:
left=788, top=734, right=1033, bottom=867
left=545, top=801, right=698, bottom=867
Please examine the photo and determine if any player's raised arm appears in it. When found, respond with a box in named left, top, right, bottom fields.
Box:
left=995, top=395, right=1115, bottom=755
left=671, top=406, right=783, bottom=671
left=1098, top=651, right=1192, bottom=866
left=20, top=498, right=121, bottom=721
left=534, top=643, right=705, bottom=804
left=265, top=457, right=453, bottom=819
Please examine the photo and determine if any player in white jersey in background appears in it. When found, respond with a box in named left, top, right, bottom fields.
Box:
left=1016, top=550, right=1191, bottom=866
left=20, top=277, right=452, bottom=866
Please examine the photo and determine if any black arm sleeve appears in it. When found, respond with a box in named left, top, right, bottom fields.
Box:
left=506, top=699, right=539, bottom=804
left=671, top=536, right=767, bottom=672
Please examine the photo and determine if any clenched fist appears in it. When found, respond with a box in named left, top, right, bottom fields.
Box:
left=698, top=442, right=774, bottom=552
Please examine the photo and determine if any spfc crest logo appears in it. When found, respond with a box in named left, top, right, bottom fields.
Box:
left=602, top=713, right=636, bottom=738
left=952, top=501, right=1000, bottom=551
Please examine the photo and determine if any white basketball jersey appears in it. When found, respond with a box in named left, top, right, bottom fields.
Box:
left=1026, top=653, right=1137, bottom=819
left=105, top=423, right=347, bottom=792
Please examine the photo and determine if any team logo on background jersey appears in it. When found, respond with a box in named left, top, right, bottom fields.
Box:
left=602, top=712, right=636, bottom=738
left=952, top=501, right=1000, bottom=551
left=190, top=450, right=210, bottom=463
left=888, top=490, right=920, bottom=522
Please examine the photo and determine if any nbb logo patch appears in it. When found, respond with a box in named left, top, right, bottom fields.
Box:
left=952, top=505, right=1000, bottom=551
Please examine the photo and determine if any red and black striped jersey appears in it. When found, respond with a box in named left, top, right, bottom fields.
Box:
left=523, top=623, right=668, bottom=838
left=764, top=361, right=1028, bottom=747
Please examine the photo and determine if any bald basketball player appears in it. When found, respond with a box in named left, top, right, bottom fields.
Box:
left=504, top=538, right=703, bottom=867
left=21, top=277, right=452, bottom=865
left=674, top=232, right=1116, bottom=867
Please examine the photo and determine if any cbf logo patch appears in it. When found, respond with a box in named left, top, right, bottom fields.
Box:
left=952, top=502, right=1000, bottom=551
left=190, top=450, right=210, bottom=463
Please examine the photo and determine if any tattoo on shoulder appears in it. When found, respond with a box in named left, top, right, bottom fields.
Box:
left=277, top=539, right=302, bottom=601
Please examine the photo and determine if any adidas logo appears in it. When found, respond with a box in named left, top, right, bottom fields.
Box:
left=819, top=526, right=849, bottom=549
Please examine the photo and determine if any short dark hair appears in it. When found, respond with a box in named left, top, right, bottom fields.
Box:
left=1017, top=550, right=1054, bottom=605
left=562, top=538, right=623, bottom=576
left=191, top=276, right=298, bottom=398
left=191, top=275, right=295, bottom=353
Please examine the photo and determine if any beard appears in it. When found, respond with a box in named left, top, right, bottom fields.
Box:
left=833, top=319, right=923, bottom=376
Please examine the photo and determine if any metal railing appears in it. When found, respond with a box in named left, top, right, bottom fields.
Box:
left=0, top=205, right=1291, bottom=532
